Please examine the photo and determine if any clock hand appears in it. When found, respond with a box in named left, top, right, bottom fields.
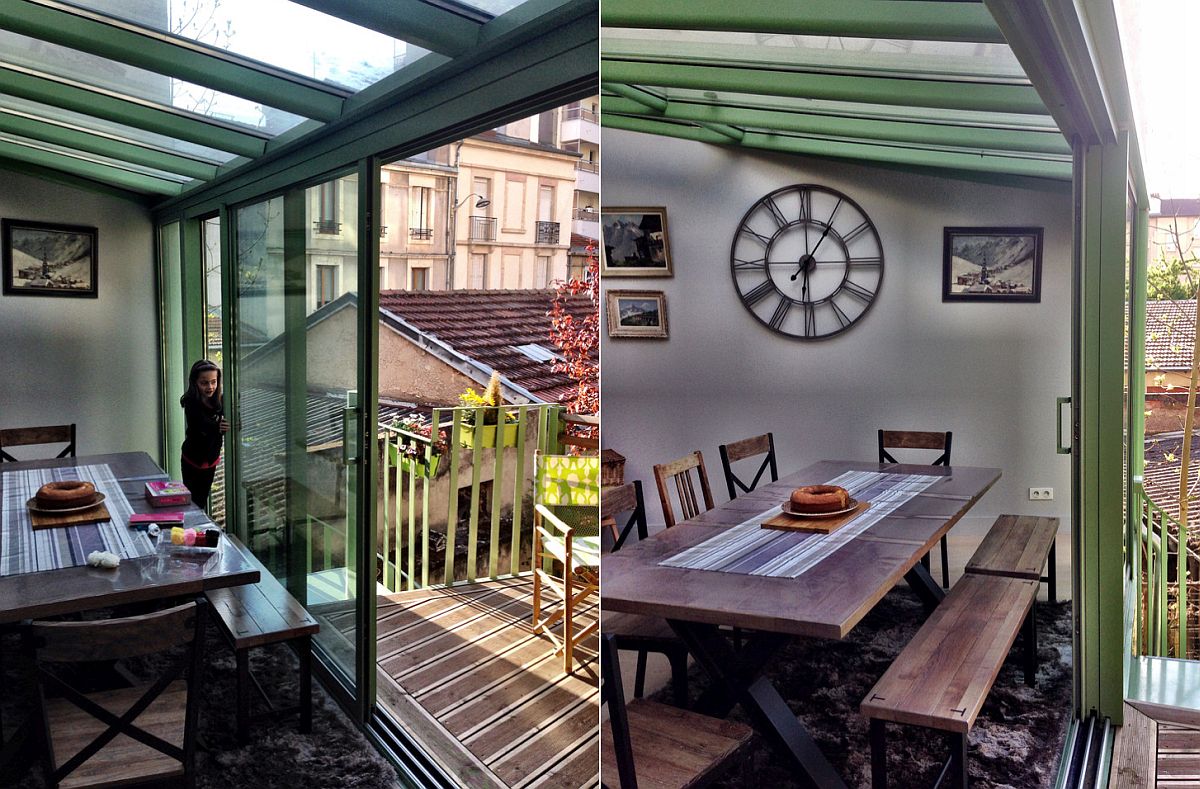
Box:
left=809, top=199, right=843, bottom=259
left=801, top=265, right=810, bottom=301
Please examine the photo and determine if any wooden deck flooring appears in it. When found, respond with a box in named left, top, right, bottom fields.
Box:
left=1111, top=701, right=1200, bottom=788
left=327, top=575, right=598, bottom=788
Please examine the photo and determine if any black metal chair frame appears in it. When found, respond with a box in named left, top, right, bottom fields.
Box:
left=610, top=479, right=649, bottom=552
left=601, top=634, right=639, bottom=789
left=30, top=598, right=207, bottom=789
left=0, top=423, right=76, bottom=463
left=878, top=429, right=953, bottom=589
left=718, top=433, right=778, bottom=500
left=606, top=480, right=689, bottom=706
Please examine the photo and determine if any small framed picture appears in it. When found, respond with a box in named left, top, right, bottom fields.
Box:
left=601, top=207, right=673, bottom=276
left=2, top=219, right=98, bottom=298
left=942, top=226, right=1042, bottom=302
left=606, top=290, right=668, bottom=339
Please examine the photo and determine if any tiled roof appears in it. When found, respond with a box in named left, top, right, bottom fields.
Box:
left=570, top=233, right=598, bottom=254
left=379, top=289, right=594, bottom=404
left=1146, top=300, right=1196, bottom=371
left=1144, top=432, right=1200, bottom=530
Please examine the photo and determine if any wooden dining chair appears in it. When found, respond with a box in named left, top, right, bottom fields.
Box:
left=653, top=451, right=715, bottom=528
left=718, top=432, right=778, bottom=500
left=601, top=634, right=753, bottom=789
left=532, top=451, right=601, bottom=674
left=0, top=423, right=76, bottom=463
left=605, top=481, right=689, bottom=706
left=879, top=429, right=953, bottom=588
left=29, top=598, right=207, bottom=789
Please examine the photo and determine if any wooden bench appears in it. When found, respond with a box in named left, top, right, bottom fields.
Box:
left=964, top=514, right=1059, bottom=601
left=860, top=574, right=1039, bottom=788
left=601, top=634, right=753, bottom=789
left=206, top=535, right=320, bottom=745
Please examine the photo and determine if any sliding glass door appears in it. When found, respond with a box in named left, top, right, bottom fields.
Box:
left=229, top=171, right=366, bottom=695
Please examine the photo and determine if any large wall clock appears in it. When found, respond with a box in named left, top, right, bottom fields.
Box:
left=729, top=184, right=884, bottom=339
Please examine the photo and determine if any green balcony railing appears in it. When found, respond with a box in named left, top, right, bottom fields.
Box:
left=1132, top=483, right=1200, bottom=658
left=378, top=403, right=571, bottom=592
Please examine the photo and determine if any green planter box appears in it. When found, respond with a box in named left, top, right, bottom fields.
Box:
left=459, top=422, right=518, bottom=449
left=389, top=444, right=440, bottom=478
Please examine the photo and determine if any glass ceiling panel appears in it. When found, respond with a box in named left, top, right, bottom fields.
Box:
left=652, top=89, right=1061, bottom=131
left=67, top=0, right=432, bottom=91
left=449, top=0, right=529, bottom=16
left=0, top=94, right=238, bottom=163
left=603, top=29, right=1027, bottom=83
left=0, top=130, right=193, bottom=182
left=0, top=29, right=306, bottom=135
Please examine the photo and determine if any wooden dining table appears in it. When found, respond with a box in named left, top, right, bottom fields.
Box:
left=0, top=451, right=259, bottom=622
left=602, top=459, right=1001, bottom=789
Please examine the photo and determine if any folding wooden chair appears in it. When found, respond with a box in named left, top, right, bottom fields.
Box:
left=0, top=424, right=76, bottom=463
left=532, top=451, right=601, bottom=674
left=879, top=429, right=954, bottom=588
left=29, top=598, right=207, bottom=789
left=718, top=432, right=778, bottom=500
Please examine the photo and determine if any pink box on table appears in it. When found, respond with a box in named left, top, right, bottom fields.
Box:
left=144, top=480, right=191, bottom=507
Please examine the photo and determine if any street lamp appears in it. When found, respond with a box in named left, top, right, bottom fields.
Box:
left=454, top=194, right=490, bottom=210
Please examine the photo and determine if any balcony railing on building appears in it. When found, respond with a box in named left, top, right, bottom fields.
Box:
left=575, top=160, right=599, bottom=174
left=379, top=225, right=388, bottom=238
left=535, top=221, right=560, bottom=245
left=1132, top=482, right=1200, bottom=659
left=469, top=215, right=496, bottom=241
left=564, top=106, right=598, bottom=123
left=409, top=227, right=433, bottom=240
left=313, top=219, right=341, bottom=235
left=572, top=207, right=598, bottom=221
left=377, top=405, right=592, bottom=590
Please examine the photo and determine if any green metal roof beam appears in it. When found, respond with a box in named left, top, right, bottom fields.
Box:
left=603, top=82, right=741, bottom=140
left=1, top=0, right=347, bottom=122
left=0, top=63, right=268, bottom=158
left=0, top=154, right=152, bottom=203
left=601, top=60, right=1049, bottom=116
left=602, top=0, right=1006, bottom=43
left=601, top=33, right=1030, bottom=83
left=601, top=112, right=1072, bottom=181
left=0, top=138, right=183, bottom=194
left=604, top=82, right=667, bottom=112
left=289, top=0, right=484, bottom=56
left=0, top=108, right=219, bottom=180
left=602, top=94, right=1070, bottom=155
left=641, top=88, right=1062, bottom=131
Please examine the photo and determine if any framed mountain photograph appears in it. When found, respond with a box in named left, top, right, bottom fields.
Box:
left=2, top=219, right=98, bottom=298
left=942, top=226, right=1042, bottom=303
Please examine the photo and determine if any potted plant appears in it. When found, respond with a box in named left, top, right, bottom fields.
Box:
left=458, top=372, right=519, bottom=448
left=389, top=418, right=448, bottom=477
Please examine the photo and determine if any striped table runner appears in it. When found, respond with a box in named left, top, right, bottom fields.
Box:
left=1, top=464, right=155, bottom=576
left=660, top=470, right=941, bottom=578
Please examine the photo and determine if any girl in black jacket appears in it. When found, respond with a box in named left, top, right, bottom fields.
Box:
left=180, top=359, right=228, bottom=511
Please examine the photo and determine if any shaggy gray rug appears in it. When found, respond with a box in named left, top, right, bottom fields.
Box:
left=691, top=589, right=1073, bottom=789
left=2, top=625, right=401, bottom=789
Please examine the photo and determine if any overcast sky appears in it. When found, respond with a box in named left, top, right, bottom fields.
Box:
left=1121, top=0, right=1200, bottom=197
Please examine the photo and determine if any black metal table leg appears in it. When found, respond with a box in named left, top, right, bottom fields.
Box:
left=1023, top=602, right=1037, bottom=687
left=940, top=536, right=951, bottom=589
left=1045, top=541, right=1057, bottom=603
left=870, top=718, right=888, bottom=789
left=905, top=561, right=946, bottom=611
left=669, top=619, right=849, bottom=789
left=952, top=731, right=969, bottom=789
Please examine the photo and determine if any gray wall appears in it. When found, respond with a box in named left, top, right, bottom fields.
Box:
left=602, top=130, right=1073, bottom=534
left=0, top=169, right=159, bottom=459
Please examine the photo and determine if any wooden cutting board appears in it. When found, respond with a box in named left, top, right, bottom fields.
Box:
left=29, top=502, right=112, bottom=530
left=761, top=500, right=871, bottom=534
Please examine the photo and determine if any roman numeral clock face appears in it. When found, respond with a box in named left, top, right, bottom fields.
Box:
left=730, top=184, right=883, bottom=339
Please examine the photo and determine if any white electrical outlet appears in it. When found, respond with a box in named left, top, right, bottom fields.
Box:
left=1028, top=487, right=1055, bottom=501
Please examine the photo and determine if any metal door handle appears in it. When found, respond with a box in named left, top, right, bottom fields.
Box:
left=1056, top=396, right=1071, bottom=455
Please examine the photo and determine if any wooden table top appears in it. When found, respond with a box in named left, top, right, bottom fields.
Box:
left=0, top=452, right=260, bottom=623
left=601, top=460, right=1000, bottom=640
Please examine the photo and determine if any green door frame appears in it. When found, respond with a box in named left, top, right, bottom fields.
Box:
left=1074, top=130, right=1139, bottom=723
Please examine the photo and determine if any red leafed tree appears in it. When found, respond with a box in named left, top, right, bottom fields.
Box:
left=548, top=243, right=599, bottom=434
